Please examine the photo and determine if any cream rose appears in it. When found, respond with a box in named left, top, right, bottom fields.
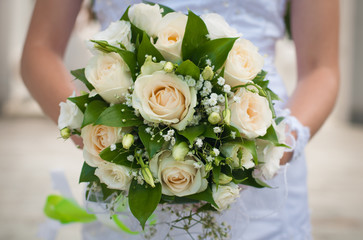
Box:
left=230, top=88, right=273, bottom=139
left=224, top=39, right=264, bottom=87
left=154, top=12, right=187, bottom=62
left=88, top=20, right=134, bottom=52
left=95, top=162, right=132, bottom=190
left=128, top=3, right=162, bottom=37
left=220, top=143, right=255, bottom=169
left=212, top=183, right=240, bottom=211
left=150, top=150, right=208, bottom=197
left=58, top=93, right=84, bottom=130
left=201, top=13, right=241, bottom=40
left=256, top=122, right=286, bottom=180
left=132, top=71, right=197, bottom=130
left=85, top=52, right=133, bottom=104
left=81, top=125, right=123, bottom=167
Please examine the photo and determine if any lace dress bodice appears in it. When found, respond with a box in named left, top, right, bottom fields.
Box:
left=83, top=1, right=312, bottom=239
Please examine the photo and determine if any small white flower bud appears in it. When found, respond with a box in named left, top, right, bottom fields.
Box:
left=208, top=112, right=221, bottom=125
left=122, top=134, right=134, bottom=149
left=172, top=142, right=189, bottom=161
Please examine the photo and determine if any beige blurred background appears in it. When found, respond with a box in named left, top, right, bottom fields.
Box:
left=0, top=0, right=363, bottom=239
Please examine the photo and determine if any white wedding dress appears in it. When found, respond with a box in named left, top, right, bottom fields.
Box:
left=82, top=0, right=312, bottom=239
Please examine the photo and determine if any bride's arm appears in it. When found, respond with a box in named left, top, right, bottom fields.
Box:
left=21, top=0, right=83, bottom=123
left=280, top=0, right=340, bottom=164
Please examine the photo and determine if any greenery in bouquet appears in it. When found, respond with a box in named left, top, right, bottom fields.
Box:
left=56, top=2, right=289, bottom=238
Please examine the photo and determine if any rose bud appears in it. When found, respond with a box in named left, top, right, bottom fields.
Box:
left=218, top=173, right=233, bottom=185
left=208, top=112, right=221, bottom=125
left=172, top=141, right=189, bottom=161
left=141, top=167, right=155, bottom=188
left=202, top=65, right=214, bottom=81
left=223, top=108, right=231, bottom=125
left=60, top=127, right=71, bottom=140
left=163, top=61, right=174, bottom=73
left=122, top=134, right=134, bottom=150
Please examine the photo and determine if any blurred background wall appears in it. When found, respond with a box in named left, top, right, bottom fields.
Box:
left=0, top=0, right=362, bottom=239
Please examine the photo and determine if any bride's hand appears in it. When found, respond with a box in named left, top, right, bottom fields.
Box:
left=280, top=151, right=293, bottom=165
left=71, top=135, right=84, bottom=149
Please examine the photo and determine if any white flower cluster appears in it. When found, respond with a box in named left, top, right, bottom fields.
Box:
left=184, top=75, right=196, bottom=87
left=188, top=113, right=202, bottom=126
left=200, top=80, right=213, bottom=97
left=161, top=129, right=176, bottom=145
left=195, top=137, right=204, bottom=148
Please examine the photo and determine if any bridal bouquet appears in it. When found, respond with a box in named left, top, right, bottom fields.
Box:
left=57, top=2, right=288, bottom=239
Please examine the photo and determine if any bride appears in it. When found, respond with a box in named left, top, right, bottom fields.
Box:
left=21, top=0, right=339, bottom=239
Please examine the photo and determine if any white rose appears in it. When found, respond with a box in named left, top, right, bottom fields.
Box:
left=81, top=125, right=123, bottom=167
left=88, top=20, right=134, bottom=52
left=150, top=150, right=208, bottom=197
left=224, top=39, right=264, bottom=87
left=256, top=122, right=286, bottom=179
left=212, top=183, right=240, bottom=211
left=95, top=162, right=132, bottom=190
left=230, top=88, right=272, bottom=139
left=58, top=93, right=84, bottom=130
left=220, top=143, right=255, bottom=169
left=154, top=12, right=187, bottom=62
left=128, top=3, right=162, bottom=37
left=201, top=13, right=241, bottom=40
left=85, top=52, right=133, bottom=104
left=132, top=71, right=197, bottom=130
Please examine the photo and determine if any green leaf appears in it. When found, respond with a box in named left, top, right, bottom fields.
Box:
left=197, top=203, right=217, bottom=213
left=137, top=32, right=164, bottom=66
left=128, top=180, right=162, bottom=229
left=117, top=50, right=138, bottom=81
left=258, top=124, right=280, bottom=146
left=221, top=164, right=232, bottom=176
left=241, top=140, right=258, bottom=165
left=143, top=1, right=175, bottom=16
left=82, top=100, right=108, bottom=127
left=175, top=60, right=200, bottom=80
left=192, top=38, right=238, bottom=70
left=182, top=10, right=209, bottom=61
left=252, top=70, right=268, bottom=85
left=44, top=195, right=96, bottom=224
left=232, top=168, right=268, bottom=188
left=71, top=68, right=94, bottom=91
left=177, top=125, right=206, bottom=145
left=68, top=94, right=91, bottom=113
left=95, top=104, right=142, bottom=127
left=275, top=117, right=285, bottom=125
left=266, top=91, right=276, bottom=119
left=222, top=125, right=242, bottom=142
left=100, top=143, right=136, bottom=168
left=138, top=125, right=165, bottom=158
left=203, top=124, right=219, bottom=140
left=120, top=6, right=131, bottom=21
left=79, top=162, right=98, bottom=183
left=186, top=186, right=217, bottom=208
left=212, top=165, right=221, bottom=187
